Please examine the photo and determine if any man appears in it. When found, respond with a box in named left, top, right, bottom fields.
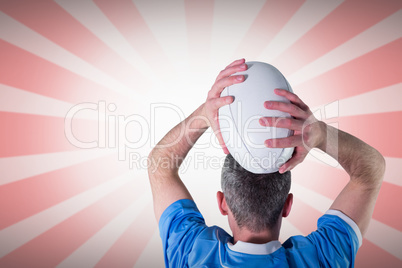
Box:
left=148, top=59, right=385, bottom=267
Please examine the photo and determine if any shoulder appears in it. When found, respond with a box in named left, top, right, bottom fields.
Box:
left=283, top=210, right=362, bottom=268
left=159, top=199, right=206, bottom=247
left=159, top=199, right=231, bottom=267
left=159, top=199, right=204, bottom=229
left=317, top=210, right=363, bottom=247
left=194, top=225, right=232, bottom=245
left=282, top=235, right=320, bottom=267
left=308, top=209, right=362, bottom=253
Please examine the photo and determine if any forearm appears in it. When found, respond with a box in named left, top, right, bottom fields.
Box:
left=149, top=104, right=208, bottom=174
left=147, top=104, right=209, bottom=220
left=316, top=122, right=385, bottom=234
left=147, top=59, right=244, bottom=222
left=317, top=122, right=385, bottom=188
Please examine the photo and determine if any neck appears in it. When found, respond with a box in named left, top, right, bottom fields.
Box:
left=232, top=221, right=281, bottom=244
left=234, top=229, right=279, bottom=244
left=226, top=207, right=284, bottom=245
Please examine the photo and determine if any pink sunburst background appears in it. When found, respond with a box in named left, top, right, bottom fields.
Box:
left=1, top=0, right=401, bottom=267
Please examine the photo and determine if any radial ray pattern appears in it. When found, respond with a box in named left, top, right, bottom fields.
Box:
left=1, top=1, right=401, bottom=267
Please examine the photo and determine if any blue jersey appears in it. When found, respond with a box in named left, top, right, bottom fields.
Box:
left=159, top=199, right=362, bottom=267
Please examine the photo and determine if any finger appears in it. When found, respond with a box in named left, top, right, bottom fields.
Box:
left=259, top=117, right=303, bottom=131
left=278, top=156, right=302, bottom=174
left=264, top=101, right=306, bottom=119
left=208, top=96, right=234, bottom=110
left=274, top=88, right=309, bottom=111
left=265, top=135, right=301, bottom=148
left=215, top=63, right=247, bottom=82
left=210, top=75, right=244, bottom=97
left=226, top=58, right=245, bottom=68
left=278, top=150, right=307, bottom=173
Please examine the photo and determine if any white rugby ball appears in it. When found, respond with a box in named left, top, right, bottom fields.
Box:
left=219, top=61, right=294, bottom=174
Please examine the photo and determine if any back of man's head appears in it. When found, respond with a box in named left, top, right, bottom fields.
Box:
left=221, top=154, right=291, bottom=233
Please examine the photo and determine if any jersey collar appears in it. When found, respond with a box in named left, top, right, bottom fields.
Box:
left=227, top=240, right=282, bottom=255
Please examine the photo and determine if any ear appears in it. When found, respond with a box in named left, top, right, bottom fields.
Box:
left=282, top=193, right=293, bottom=218
left=216, top=191, right=229, bottom=216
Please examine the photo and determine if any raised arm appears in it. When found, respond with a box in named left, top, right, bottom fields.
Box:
left=320, top=124, right=385, bottom=235
left=259, top=88, right=385, bottom=235
left=148, top=59, right=247, bottom=221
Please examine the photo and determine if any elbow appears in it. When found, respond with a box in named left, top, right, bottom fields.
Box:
left=352, top=148, right=385, bottom=189
left=148, top=147, right=158, bottom=163
left=369, top=149, right=386, bottom=189
left=147, top=148, right=158, bottom=175
left=148, top=148, right=155, bottom=161
left=377, top=151, right=386, bottom=179
left=147, top=148, right=176, bottom=176
left=372, top=146, right=386, bottom=178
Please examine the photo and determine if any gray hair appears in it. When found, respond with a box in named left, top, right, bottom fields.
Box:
left=221, top=154, right=291, bottom=232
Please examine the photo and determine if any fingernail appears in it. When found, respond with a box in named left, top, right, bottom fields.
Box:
left=236, top=75, right=243, bottom=81
left=240, top=64, right=247, bottom=69
left=265, top=101, right=272, bottom=108
left=265, top=140, right=272, bottom=147
left=226, top=96, right=233, bottom=103
left=259, top=118, right=268, bottom=126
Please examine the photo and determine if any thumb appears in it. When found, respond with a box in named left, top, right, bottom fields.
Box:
left=279, top=151, right=307, bottom=173
left=209, top=96, right=234, bottom=110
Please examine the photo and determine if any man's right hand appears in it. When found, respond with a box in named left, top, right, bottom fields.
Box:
left=259, top=88, right=326, bottom=173
left=202, top=59, right=247, bottom=154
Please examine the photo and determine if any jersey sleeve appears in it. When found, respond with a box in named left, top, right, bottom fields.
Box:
left=307, top=209, right=362, bottom=268
left=158, top=199, right=207, bottom=268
